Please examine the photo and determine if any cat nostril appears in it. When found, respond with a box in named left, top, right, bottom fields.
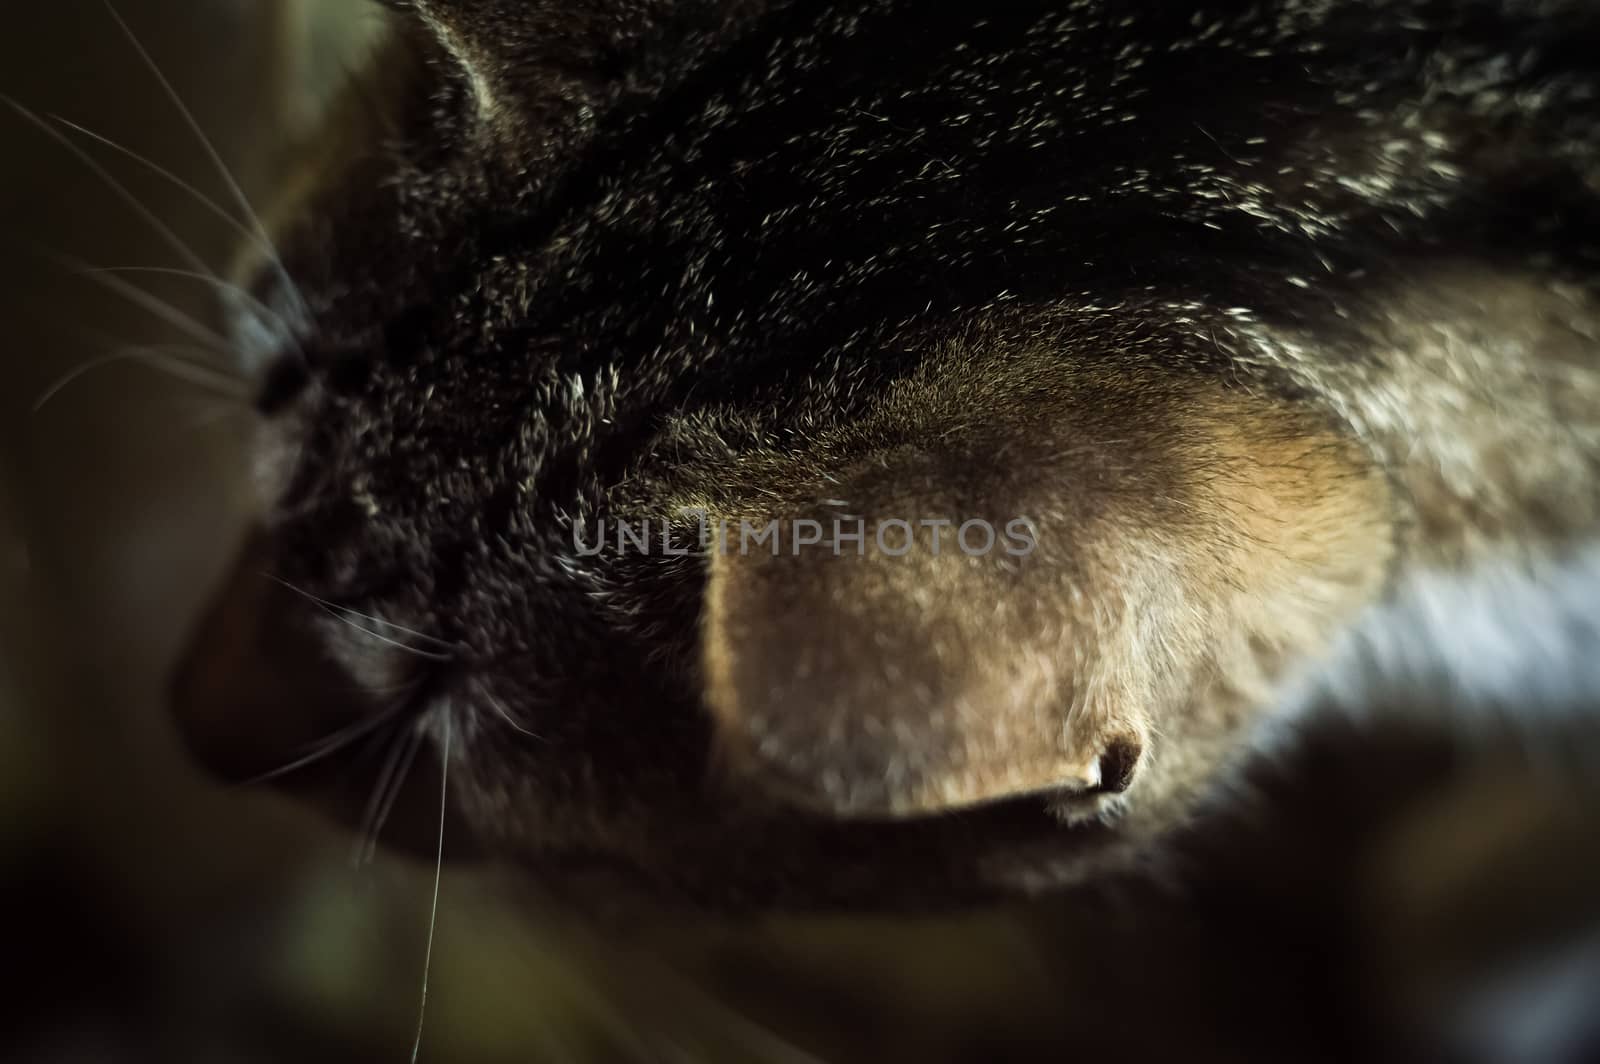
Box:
left=1095, top=736, right=1143, bottom=795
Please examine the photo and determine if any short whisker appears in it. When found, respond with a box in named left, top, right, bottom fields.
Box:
left=473, top=680, right=547, bottom=743
left=261, top=574, right=462, bottom=658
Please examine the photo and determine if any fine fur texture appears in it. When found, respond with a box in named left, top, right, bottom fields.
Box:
left=172, top=0, right=1600, bottom=908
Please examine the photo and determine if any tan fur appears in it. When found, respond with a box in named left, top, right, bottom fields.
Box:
left=704, top=374, right=1393, bottom=825
left=1232, top=266, right=1600, bottom=562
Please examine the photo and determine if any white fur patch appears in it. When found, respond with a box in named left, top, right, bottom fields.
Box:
left=1264, top=542, right=1600, bottom=746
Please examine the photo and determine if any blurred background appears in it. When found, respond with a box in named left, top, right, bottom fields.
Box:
left=2, top=2, right=1598, bottom=1061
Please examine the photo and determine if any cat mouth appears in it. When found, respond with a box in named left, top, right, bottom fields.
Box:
left=717, top=746, right=1140, bottom=827
left=538, top=783, right=1129, bottom=910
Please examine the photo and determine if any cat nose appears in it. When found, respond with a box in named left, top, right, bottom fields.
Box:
left=171, top=533, right=474, bottom=860
left=170, top=532, right=384, bottom=782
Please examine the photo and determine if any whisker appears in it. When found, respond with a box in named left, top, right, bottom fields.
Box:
left=2, top=96, right=214, bottom=279
left=35, top=344, right=247, bottom=412
left=101, top=0, right=312, bottom=325
left=236, top=696, right=414, bottom=788
left=55, top=255, right=234, bottom=350
left=261, top=574, right=461, bottom=656
left=87, top=266, right=299, bottom=352
left=474, top=681, right=547, bottom=743
left=353, top=721, right=425, bottom=869
left=322, top=609, right=457, bottom=663
left=412, top=710, right=451, bottom=1064
left=47, top=115, right=294, bottom=295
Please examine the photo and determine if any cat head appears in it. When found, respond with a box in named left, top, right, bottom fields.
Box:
left=172, top=0, right=1393, bottom=908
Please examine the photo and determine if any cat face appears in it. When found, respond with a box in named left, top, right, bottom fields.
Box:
left=177, top=0, right=1600, bottom=908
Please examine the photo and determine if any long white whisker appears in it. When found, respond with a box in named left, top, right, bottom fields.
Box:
left=101, top=0, right=312, bottom=324
left=57, top=256, right=234, bottom=350
left=89, top=266, right=297, bottom=350
left=3, top=96, right=214, bottom=279
left=35, top=344, right=246, bottom=412
left=48, top=115, right=292, bottom=286
left=412, top=711, right=451, bottom=1064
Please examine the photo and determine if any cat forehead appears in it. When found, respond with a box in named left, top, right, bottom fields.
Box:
left=257, top=0, right=1560, bottom=459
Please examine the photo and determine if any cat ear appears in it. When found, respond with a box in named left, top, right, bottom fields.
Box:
left=701, top=388, right=1391, bottom=820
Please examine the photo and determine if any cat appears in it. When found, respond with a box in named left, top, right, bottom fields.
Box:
left=171, top=0, right=1600, bottom=909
